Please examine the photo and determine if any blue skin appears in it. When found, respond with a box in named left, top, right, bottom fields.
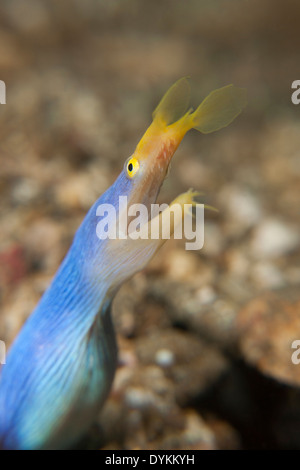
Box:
left=0, top=77, right=245, bottom=449
left=0, top=171, right=135, bottom=450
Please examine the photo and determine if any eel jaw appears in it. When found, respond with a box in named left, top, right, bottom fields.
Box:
left=103, top=189, right=201, bottom=293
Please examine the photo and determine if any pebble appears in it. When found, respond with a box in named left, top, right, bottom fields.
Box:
left=11, top=178, right=40, bottom=205
left=236, top=294, right=300, bottom=387
left=195, top=285, right=217, bottom=304
left=224, top=186, right=262, bottom=228
left=155, top=349, right=175, bottom=367
left=251, top=219, right=299, bottom=258
left=251, top=261, right=285, bottom=289
left=124, top=387, right=156, bottom=410
left=163, top=250, right=200, bottom=282
left=203, top=222, right=225, bottom=256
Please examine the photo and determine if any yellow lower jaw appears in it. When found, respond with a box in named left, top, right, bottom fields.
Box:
left=133, top=189, right=200, bottom=241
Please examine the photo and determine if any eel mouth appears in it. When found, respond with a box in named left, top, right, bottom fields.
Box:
left=127, top=137, right=179, bottom=217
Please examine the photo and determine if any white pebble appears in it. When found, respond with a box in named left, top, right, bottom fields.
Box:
left=223, top=187, right=262, bottom=228
left=196, top=286, right=217, bottom=305
left=251, top=219, right=299, bottom=258
left=155, top=349, right=174, bottom=367
left=252, top=262, right=285, bottom=289
left=125, top=388, right=154, bottom=409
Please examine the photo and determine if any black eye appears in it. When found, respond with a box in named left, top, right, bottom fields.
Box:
left=126, top=157, right=139, bottom=178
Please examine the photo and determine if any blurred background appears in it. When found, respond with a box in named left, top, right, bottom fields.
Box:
left=0, top=0, right=300, bottom=449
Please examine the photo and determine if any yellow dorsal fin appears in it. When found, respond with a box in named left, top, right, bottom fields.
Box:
left=191, top=84, right=247, bottom=134
left=152, top=77, right=191, bottom=126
